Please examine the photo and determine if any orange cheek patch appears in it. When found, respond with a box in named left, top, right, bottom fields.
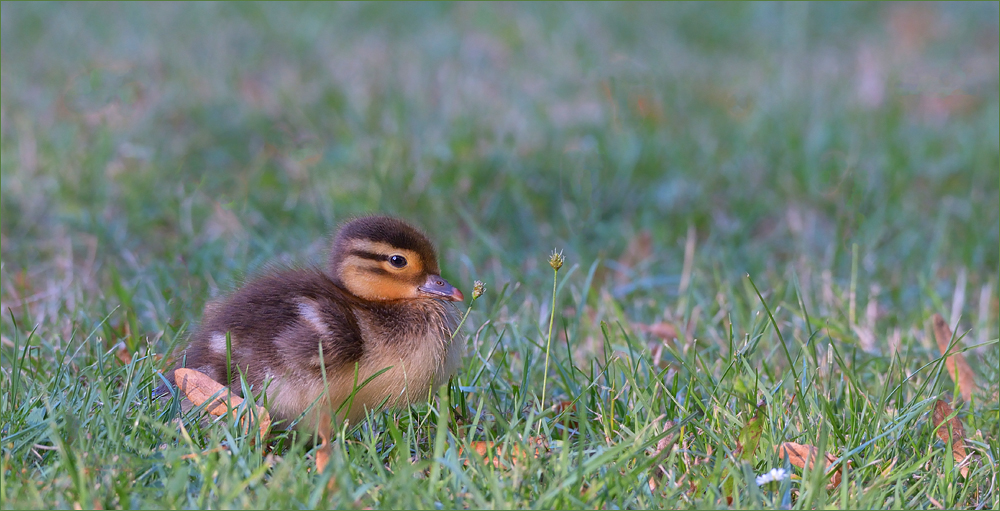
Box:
left=368, top=278, right=420, bottom=301
left=340, top=265, right=420, bottom=301
left=380, top=262, right=423, bottom=281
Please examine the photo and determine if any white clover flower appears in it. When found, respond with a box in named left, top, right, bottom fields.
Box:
left=755, top=467, right=789, bottom=486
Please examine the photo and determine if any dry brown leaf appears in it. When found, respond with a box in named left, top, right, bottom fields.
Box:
left=180, top=445, right=228, bottom=460
left=648, top=420, right=677, bottom=492
left=114, top=342, right=132, bottom=365
left=887, top=3, right=939, bottom=55
left=776, top=442, right=845, bottom=489
left=300, top=154, right=322, bottom=167
left=460, top=436, right=547, bottom=468
left=879, top=457, right=898, bottom=478
left=632, top=93, right=665, bottom=123
left=638, top=322, right=679, bottom=343
left=655, top=420, right=678, bottom=457
left=174, top=368, right=271, bottom=438
left=932, top=314, right=976, bottom=403
left=933, top=399, right=970, bottom=478
left=550, top=400, right=579, bottom=428
left=638, top=322, right=680, bottom=369
left=315, top=433, right=332, bottom=475
left=615, top=231, right=652, bottom=286
left=313, top=431, right=339, bottom=489
left=552, top=400, right=576, bottom=414
left=907, top=93, right=980, bottom=122
left=175, top=368, right=244, bottom=415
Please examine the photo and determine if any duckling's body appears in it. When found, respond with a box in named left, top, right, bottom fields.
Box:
left=163, top=216, right=463, bottom=434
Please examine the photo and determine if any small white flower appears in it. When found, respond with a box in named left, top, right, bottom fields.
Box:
left=755, top=467, right=789, bottom=486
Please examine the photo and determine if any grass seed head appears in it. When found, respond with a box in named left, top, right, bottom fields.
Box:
left=548, top=249, right=564, bottom=271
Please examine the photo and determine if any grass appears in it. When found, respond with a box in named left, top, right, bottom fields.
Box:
left=1, top=2, right=998, bottom=509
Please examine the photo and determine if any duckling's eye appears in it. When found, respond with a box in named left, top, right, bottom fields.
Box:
left=389, top=255, right=407, bottom=268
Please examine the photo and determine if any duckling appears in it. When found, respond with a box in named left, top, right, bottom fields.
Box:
left=161, top=215, right=464, bottom=436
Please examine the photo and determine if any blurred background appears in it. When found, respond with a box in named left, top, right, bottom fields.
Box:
left=1, top=2, right=997, bottom=353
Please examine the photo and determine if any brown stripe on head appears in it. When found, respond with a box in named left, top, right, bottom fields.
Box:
left=330, top=216, right=438, bottom=268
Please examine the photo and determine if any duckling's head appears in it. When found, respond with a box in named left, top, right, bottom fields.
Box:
left=328, top=216, right=464, bottom=303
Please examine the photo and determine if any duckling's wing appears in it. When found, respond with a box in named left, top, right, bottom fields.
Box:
left=164, top=268, right=364, bottom=393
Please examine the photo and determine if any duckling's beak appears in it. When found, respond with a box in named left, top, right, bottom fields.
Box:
left=418, top=275, right=464, bottom=301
